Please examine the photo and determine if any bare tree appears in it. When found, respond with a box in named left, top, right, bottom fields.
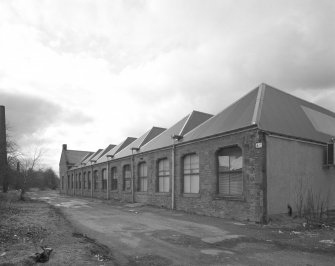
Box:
left=19, top=147, right=44, bottom=200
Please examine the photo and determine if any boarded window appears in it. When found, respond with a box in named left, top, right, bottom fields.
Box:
left=218, top=146, right=243, bottom=196
left=183, top=154, right=199, bottom=193
left=158, top=159, right=169, bottom=192
left=111, top=167, right=118, bottom=190
left=123, top=165, right=131, bottom=191
left=138, top=162, right=148, bottom=192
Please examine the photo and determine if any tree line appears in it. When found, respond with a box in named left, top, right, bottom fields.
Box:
left=1, top=124, right=59, bottom=193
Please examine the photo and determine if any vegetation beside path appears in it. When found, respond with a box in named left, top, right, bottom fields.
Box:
left=0, top=191, right=115, bottom=266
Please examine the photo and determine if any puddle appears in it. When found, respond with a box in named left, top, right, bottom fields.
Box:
left=202, top=235, right=242, bottom=244
left=200, top=249, right=235, bottom=256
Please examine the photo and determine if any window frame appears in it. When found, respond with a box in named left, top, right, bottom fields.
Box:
left=93, top=170, right=98, bottom=190
left=217, top=145, right=244, bottom=198
left=102, top=168, right=107, bottom=190
left=123, top=164, right=131, bottom=191
left=183, top=153, right=200, bottom=194
left=111, top=167, right=118, bottom=191
left=138, top=162, right=148, bottom=192
left=157, top=158, right=170, bottom=193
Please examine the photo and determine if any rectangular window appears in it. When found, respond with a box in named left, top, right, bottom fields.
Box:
left=123, top=165, right=131, bottom=191
left=111, top=167, right=118, bottom=191
left=87, top=172, right=91, bottom=189
left=218, top=146, right=243, bottom=196
left=94, top=170, right=98, bottom=190
left=183, top=154, right=199, bottom=193
left=102, top=169, right=107, bottom=190
left=138, top=163, right=148, bottom=192
left=158, top=159, right=169, bottom=192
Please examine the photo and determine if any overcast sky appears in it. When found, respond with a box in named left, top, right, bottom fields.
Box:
left=0, top=0, right=334, bottom=173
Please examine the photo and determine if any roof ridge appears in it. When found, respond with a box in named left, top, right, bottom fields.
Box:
left=251, top=83, right=266, bottom=126
left=178, top=112, right=192, bottom=136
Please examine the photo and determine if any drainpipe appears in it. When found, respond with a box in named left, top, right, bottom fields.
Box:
left=171, top=134, right=183, bottom=210
left=131, top=147, right=139, bottom=203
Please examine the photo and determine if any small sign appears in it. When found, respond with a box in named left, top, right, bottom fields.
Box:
left=255, top=142, right=262, bottom=149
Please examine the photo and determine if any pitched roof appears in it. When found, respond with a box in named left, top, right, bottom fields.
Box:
left=257, top=84, right=335, bottom=143
left=96, top=137, right=137, bottom=163
left=65, top=150, right=92, bottom=167
left=81, top=149, right=103, bottom=165
left=182, top=88, right=258, bottom=142
left=140, top=111, right=213, bottom=152
left=182, top=83, right=335, bottom=144
left=114, top=127, right=166, bottom=159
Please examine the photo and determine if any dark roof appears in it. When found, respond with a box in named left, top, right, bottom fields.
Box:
left=182, top=88, right=258, bottom=142
left=182, top=83, right=335, bottom=144
left=140, top=110, right=213, bottom=152
left=66, top=150, right=92, bottom=166
left=81, top=149, right=103, bottom=165
left=96, top=137, right=137, bottom=163
left=114, top=127, right=166, bottom=159
left=257, top=84, right=335, bottom=143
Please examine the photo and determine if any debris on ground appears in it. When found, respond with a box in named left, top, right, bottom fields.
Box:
left=30, top=246, right=53, bottom=263
left=278, top=230, right=283, bottom=234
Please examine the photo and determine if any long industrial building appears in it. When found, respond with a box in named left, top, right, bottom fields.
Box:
left=59, top=84, right=335, bottom=222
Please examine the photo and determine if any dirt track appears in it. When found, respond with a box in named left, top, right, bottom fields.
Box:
left=29, top=190, right=335, bottom=266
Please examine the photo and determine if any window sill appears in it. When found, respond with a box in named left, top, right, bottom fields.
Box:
left=214, top=195, right=245, bottom=201
left=182, top=193, right=200, bottom=198
left=136, top=191, right=148, bottom=195
left=155, top=192, right=171, bottom=196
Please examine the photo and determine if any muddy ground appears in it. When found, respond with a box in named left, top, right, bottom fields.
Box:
left=1, top=190, right=335, bottom=265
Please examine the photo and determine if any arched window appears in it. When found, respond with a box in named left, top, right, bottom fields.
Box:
left=217, top=146, right=243, bottom=196
left=94, top=170, right=98, bottom=190
left=83, top=172, right=86, bottom=189
left=71, top=174, right=74, bottom=189
left=158, top=159, right=169, bottom=192
left=102, top=169, right=107, bottom=190
left=111, top=167, right=118, bottom=191
left=67, top=175, right=70, bottom=189
left=183, top=154, right=199, bottom=193
left=138, top=162, right=148, bottom=192
left=123, top=165, right=131, bottom=191
left=78, top=173, right=81, bottom=189
left=87, top=171, right=91, bottom=189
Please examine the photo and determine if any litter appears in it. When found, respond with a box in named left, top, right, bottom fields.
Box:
left=278, top=230, right=283, bottom=234
left=291, top=231, right=301, bottom=235
left=0, top=252, right=6, bottom=257
left=30, top=246, right=53, bottom=263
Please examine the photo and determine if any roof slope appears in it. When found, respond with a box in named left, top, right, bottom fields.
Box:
left=114, top=127, right=166, bottom=159
left=182, top=83, right=335, bottom=144
left=258, top=84, right=335, bottom=143
left=141, top=111, right=213, bottom=152
left=96, top=137, right=137, bottom=163
left=81, top=149, right=103, bottom=165
left=65, top=150, right=92, bottom=166
left=182, top=88, right=259, bottom=142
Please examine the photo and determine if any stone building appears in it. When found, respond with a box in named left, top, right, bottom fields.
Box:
left=59, top=84, right=335, bottom=222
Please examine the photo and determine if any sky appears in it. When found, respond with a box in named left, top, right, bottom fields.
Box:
left=0, top=0, right=334, bottom=173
